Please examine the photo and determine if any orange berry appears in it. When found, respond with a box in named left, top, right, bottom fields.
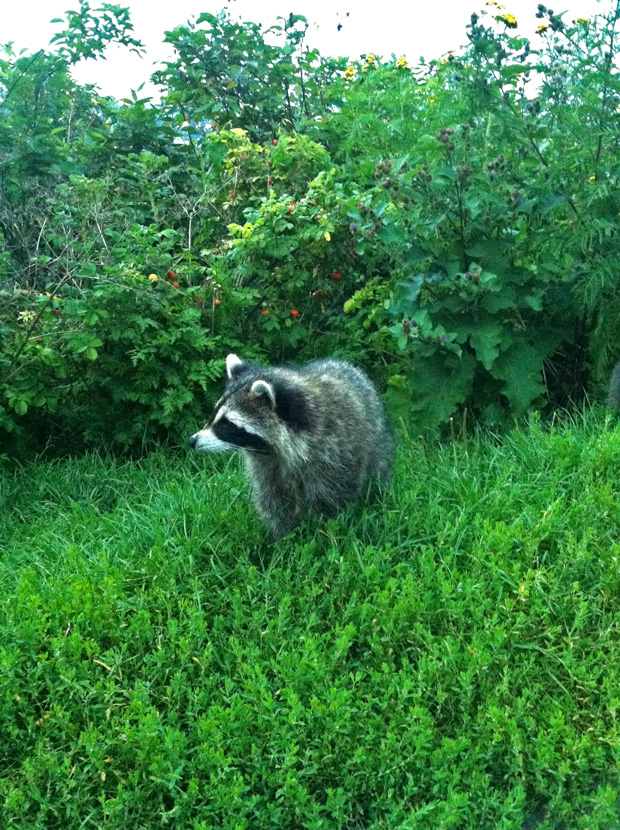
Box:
left=261, top=310, right=269, bottom=316
left=215, top=298, right=221, bottom=306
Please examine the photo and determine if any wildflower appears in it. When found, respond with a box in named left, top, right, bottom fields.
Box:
left=215, top=299, right=221, bottom=306
left=429, top=97, right=435, bottom=104
left=441, top=334, right=447, bottom=341
left=396, top=56, right=408, bottom=69
left=324, top=231, right=331, bottom=242
left=350, top=223, right=356, bottom=231
left=230, top=128, right=248, bottom=137
left=291, top=309, right=299, bottom=317
left=345, top=65, right=356, bottom=79
left=497, top=13, right=518, bottom=27
left=487, top=0, right=505, bottom=6
left=171, top=281, right=180, bottom=287
left=18, top=310, right=36, bottom=323
left=575, top=17, right=588, bottom=23
left=288, top=202, right=295, bottom=214
left=589, top=175, right=595, bottom=181
left=365, top=53, right=376, bottom=65
left=331, top=272, right=342, bottom=280
left=261, top=310, right=269, bottom=316
left=148, top=274, right=158, bottom=282
left=536, top=23, right=549, bottom=33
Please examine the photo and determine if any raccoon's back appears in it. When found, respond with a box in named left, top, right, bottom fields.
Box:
left=295, top=359, right=394, bottom=483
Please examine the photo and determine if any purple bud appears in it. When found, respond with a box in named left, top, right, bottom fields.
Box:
left=410, top=319, right=417, bottom=326
left=350, top=223, right=356, bottom=231
left=489, top=173, right=494, bottom=180
left=465, top=272, right=470, bottom=279
left=441, top=334, right=447, bottom=341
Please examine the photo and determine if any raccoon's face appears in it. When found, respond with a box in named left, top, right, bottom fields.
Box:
left=188, top=354, right=310, bottom=455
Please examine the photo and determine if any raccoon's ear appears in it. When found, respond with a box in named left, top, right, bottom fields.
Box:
left=226, top=353, right=245, bottom=379
left=250, top=379, right=276, bottom=407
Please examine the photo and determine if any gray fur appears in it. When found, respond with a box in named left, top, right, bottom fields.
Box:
left=189, top=354, right=394, bottom=537
left=608, top=360, right=620, bottom=409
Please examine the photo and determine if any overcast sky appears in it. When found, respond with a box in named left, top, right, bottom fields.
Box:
left=2, top=0, right=606, bottom=100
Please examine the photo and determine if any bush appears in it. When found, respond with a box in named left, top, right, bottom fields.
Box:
left=2, top=2, right=620, bottom=451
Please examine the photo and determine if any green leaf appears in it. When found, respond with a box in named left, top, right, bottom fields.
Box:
left=469, top=322, right=505, bottom=371
left=86, top=348, right=98, bottom=361
left=491, top=341, right=546, bottom=416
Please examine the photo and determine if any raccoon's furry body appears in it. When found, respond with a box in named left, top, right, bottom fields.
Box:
left=189, top=354, right=394, bottom=537
left=608, top=360, right=620, bottom=409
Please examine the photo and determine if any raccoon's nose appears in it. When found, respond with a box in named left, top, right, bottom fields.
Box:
left=188, top=434, right=197, bottom=448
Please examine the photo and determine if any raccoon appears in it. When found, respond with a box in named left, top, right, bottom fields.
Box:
left=608, top=360, right=620, bottom=408
left=189, top=354, right=394, bottom=537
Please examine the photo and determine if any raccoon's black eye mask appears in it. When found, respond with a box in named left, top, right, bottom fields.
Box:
left=212, top=415, right=272, bottom=453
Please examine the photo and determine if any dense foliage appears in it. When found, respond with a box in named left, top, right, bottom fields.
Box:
left=2, top=412, right=620, bottom=828
left=2, top=1, right=620, bottom=452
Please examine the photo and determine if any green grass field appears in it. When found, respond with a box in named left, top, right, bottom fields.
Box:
left=2, top=412, right=620, bottom=829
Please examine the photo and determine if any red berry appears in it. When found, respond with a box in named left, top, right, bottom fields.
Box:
left=291, top=309, right=299, bottom=317
left=261, top=310, right=269, bottom=316
left=269, top=178, right=273, bottom=184
left=268, top=160, right=272, bottom=166
left=171, top=281, right=179, bottom=287
left=273, top=139, right=278, bottom=146
left=215, top=298, right=221, bottom=306
left=229, top=190, right=234, bottom=196
left=167, top=270, right=176, bottom=279
left=331, top=272, right=342, bottom=280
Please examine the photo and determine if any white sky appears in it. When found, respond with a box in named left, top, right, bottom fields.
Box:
left=2, top=0, right=606, bottom=100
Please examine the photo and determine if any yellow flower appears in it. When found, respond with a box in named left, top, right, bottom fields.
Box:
left=345, top=65, right=356, bottom=79
left=497, top=13, right=518, bottom=27
left=440, top=58, right=448, bottom=65
left=396, top=56, right=408, bottom=69
left=536, top=23, right=549, bottom=33
left=589, top=175, right=596, bottom=182
left=230, top=128, right=248, bottom=137
left=487, top=0, right=505, bottom=6
left=365, top=54, right=376, bottom=65
left=575, top=17, right=589, bottom=24
left=324, top=231, right=331, bottom=242
left=148, top=274, right=158, bottom=282
left=18, top=310, right=36, bottom=324
left=429, top=97, right=435, bottom=104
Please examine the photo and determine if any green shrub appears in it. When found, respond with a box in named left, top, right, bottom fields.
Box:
left=3, top=2, right=620, bottom=451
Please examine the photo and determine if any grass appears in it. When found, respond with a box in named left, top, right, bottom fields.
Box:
left=1, top=410, right=620, bottom=829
